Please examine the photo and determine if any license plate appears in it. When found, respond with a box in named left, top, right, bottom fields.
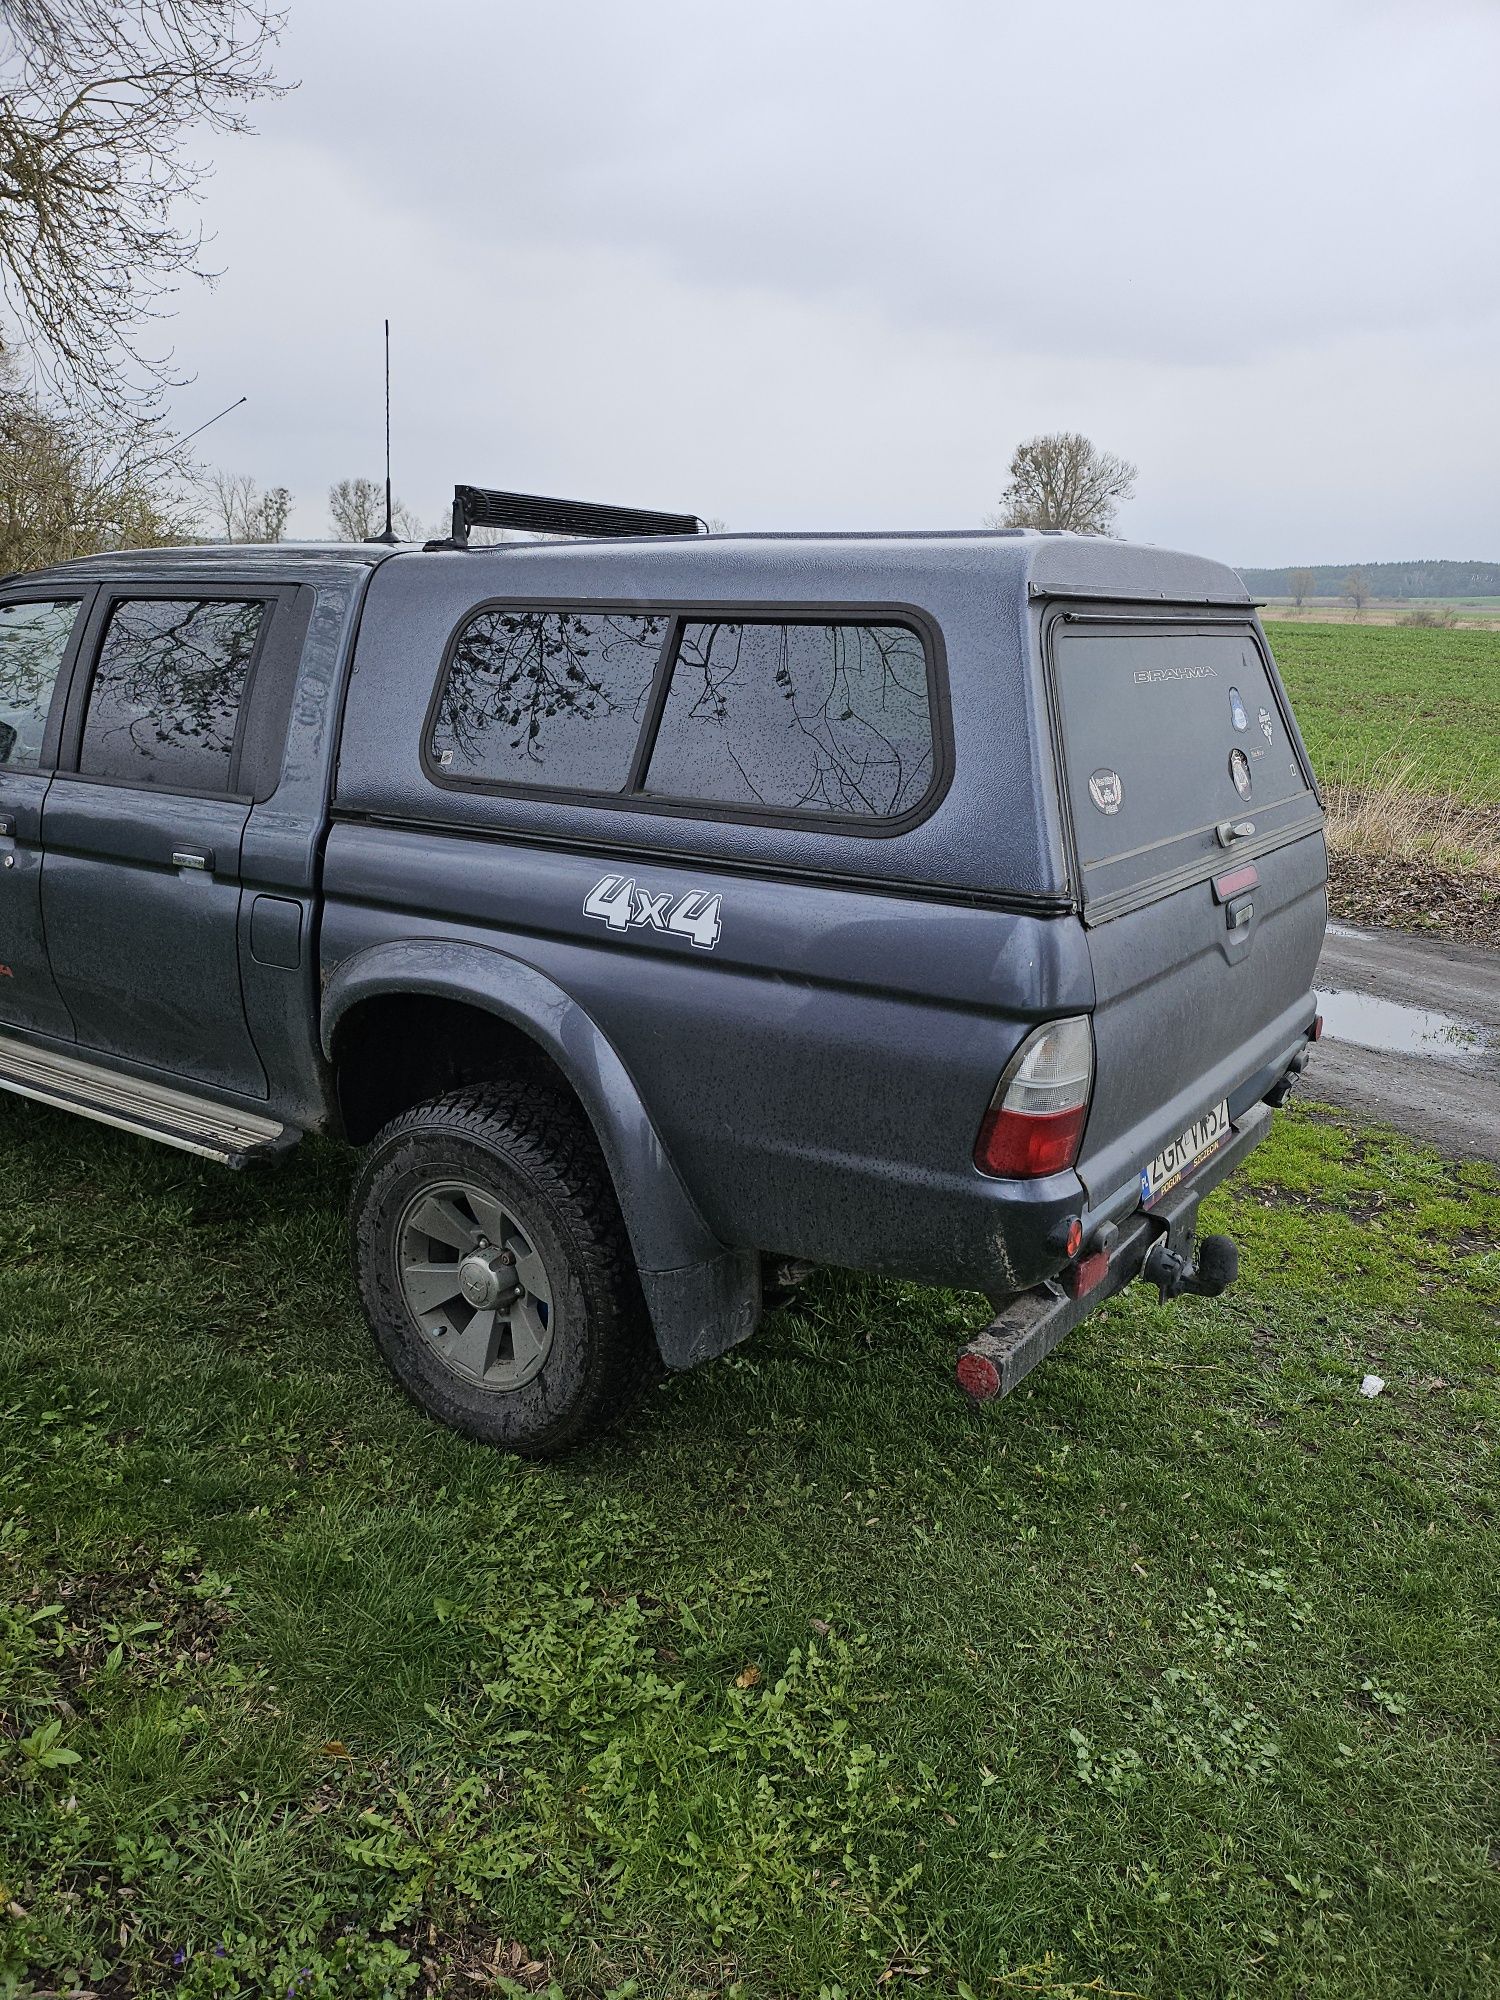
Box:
left=1140, top=1100, right=1230, bottom=1208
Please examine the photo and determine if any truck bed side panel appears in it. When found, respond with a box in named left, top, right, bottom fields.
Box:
left=319, top=820, right=1094, bottom=1294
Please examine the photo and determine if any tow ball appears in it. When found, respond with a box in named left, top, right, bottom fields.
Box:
left=1140, top=1231, right=1239, bottom=1302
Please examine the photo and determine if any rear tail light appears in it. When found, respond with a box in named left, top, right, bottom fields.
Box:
left=974, top=1016, right=1094, bottom=1179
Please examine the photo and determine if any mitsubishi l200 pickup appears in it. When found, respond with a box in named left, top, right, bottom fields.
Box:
left=0, top=490, right=1326, bottom=1453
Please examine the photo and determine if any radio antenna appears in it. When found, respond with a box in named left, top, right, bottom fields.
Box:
left=373, top=318, right=399, bottom=543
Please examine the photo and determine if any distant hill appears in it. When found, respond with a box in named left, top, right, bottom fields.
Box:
left=1239, top=560, right=1500, bottom=600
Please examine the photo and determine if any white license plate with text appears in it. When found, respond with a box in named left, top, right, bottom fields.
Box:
left=1140, top=1100, right=1231, bottom=1208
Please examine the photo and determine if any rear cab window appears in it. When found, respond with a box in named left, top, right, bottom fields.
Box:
left=78, top=596, right=267, bottom=794
left=0, top=598, right=84, bottom=768
left=1049, top=618, right=1320, bottom=918
left=425, top=605, right=942, bottom=829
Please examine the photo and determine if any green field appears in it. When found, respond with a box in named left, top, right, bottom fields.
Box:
left=1263, top=620, right=1500, bottom=803
left=3, top=1100, right=1497, bottom=1999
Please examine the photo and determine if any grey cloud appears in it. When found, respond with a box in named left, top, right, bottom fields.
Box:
left=268, top=0, right=1500, bottom=367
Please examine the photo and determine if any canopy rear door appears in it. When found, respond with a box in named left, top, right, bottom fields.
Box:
left=1048, top=614, right=1325, bottom=1207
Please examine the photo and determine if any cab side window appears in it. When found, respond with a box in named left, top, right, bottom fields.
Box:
left=79, top=597, right=266, bottom=793
left=0, top=599, right=82, bottom=769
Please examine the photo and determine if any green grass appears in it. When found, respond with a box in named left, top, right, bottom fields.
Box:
left=2, top=1102, right=1497, bottom=1998
left=1263, top=620, right=1500, bottom=803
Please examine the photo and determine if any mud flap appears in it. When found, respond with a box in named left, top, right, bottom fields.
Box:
left=642, top=1247, right=762, bottom=1371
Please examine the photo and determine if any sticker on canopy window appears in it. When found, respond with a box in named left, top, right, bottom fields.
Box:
left=1229, top=747, right=1253, bottom=799
left=1258, top=705, right=1275, bottom=744
left=1229, top=687, right=1248, bottom=731
left=1088, top=768, right=1123, bottom=815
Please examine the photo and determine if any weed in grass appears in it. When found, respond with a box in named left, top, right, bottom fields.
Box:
left=1319, top=752, right=1500, bottom=878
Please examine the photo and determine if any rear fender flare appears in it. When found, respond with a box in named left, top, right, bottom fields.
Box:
left=321, top=940, right=758, bottom=1367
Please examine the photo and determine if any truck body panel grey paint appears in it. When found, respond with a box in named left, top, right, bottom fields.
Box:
left=235, top=572, right=374, bottom=1129
left=0, top=768, right=75, bottom=1042
left=41, top=780, right=267, bottom=1095
left=0, top=580, right=97, bottom=1044
left=318, top=820, right=1098, bottom=1296
left=1077, top=833, right=1327, bottom=1207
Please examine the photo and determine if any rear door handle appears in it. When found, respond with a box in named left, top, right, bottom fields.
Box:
left=172, top=847, right=214, bottom=873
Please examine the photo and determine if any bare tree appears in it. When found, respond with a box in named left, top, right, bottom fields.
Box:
left=1289, top=567, right=1316, bottom=610
left=1343, top=568, right=1371, bottom=619
left=204, top=467, right=255, bottom=540
left=204, top=468, right=290, bottom=541
left=328, top=475, right=420, bottom=542
left=0, top=359, right=190, bottom=571
left=990, top=431, right=1137, bottom=535
left=249, top=482, right=291, bottom=541
left=0, top=0, right=288, bottom=416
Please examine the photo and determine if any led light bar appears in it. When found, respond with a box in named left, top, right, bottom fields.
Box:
left=450, top=485, right=704, bottom=545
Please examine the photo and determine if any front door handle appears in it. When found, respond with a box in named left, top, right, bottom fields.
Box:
left=0, top=813, right=16, bottom=840
left=172, top=847, right=214, bottom=873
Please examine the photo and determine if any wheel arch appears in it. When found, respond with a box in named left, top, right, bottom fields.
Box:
left=322, top=940, right=758, bottom=1368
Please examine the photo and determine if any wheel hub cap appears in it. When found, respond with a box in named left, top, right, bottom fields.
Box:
left=457, top=1248, right=519, bottom=1310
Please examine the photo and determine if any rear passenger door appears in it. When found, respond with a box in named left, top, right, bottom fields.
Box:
left=41, top=587, right=278, bottom=1098
left=0, top=589, right=93, bottom=1042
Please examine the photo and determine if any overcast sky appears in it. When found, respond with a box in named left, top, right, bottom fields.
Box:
left=164, top=0, right=1500, bottom=563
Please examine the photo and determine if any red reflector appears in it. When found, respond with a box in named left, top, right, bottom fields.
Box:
left=974, top=1101, right=1087, bottom=1178
left=1065, top=1216, right=1083, bottom=1259
left=1065, top=1246, right=1112, bottom=1299
left=956, top=1351, right=1002, bottom=1401
left=1312, top=1013, right=1324, bottom=1041
left=1212, top=862, right=1261, bottom=903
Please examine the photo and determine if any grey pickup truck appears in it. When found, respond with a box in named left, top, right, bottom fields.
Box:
left=0, top=490, right=1327, bottom=1453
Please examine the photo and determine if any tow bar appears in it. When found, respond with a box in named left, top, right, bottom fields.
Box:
left=954, top=1103, right=1274, bottom=1404
left=956, top=1225, right=1241, bottom=1403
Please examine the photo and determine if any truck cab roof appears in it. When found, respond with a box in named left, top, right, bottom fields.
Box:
left=5, top=541, right=404, bottom=592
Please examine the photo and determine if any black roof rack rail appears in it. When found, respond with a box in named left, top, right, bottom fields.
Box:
left=446, top=485, right=706, bottom=547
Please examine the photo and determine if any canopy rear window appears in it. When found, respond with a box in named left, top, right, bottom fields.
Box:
left=1051, top=620, right=1318, bottom=918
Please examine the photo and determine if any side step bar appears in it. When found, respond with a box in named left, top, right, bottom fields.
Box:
left=0, top=1032, right=296, bottom=1167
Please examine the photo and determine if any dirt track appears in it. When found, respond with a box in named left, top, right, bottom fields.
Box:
left=1310, top=924, right=1499, bottom=1163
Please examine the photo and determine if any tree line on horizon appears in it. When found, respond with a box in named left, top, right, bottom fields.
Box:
left=1238, top=560, right=1500, bottom=602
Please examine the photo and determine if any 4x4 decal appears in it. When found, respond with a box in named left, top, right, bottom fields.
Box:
left=583, top=874, right=723, bottom=951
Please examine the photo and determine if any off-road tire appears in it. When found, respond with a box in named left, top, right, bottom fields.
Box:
left=350, top=1082, right=652, bottom=1455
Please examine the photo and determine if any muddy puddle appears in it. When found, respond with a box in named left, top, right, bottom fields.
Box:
left=1315, top=987, right=1487, bottom=1061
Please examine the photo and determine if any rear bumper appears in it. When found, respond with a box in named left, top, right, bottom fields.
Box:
left=1078, top=1019, right=1313, bottom=1238
left=962, top=1099, right=1273, bottom=1398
